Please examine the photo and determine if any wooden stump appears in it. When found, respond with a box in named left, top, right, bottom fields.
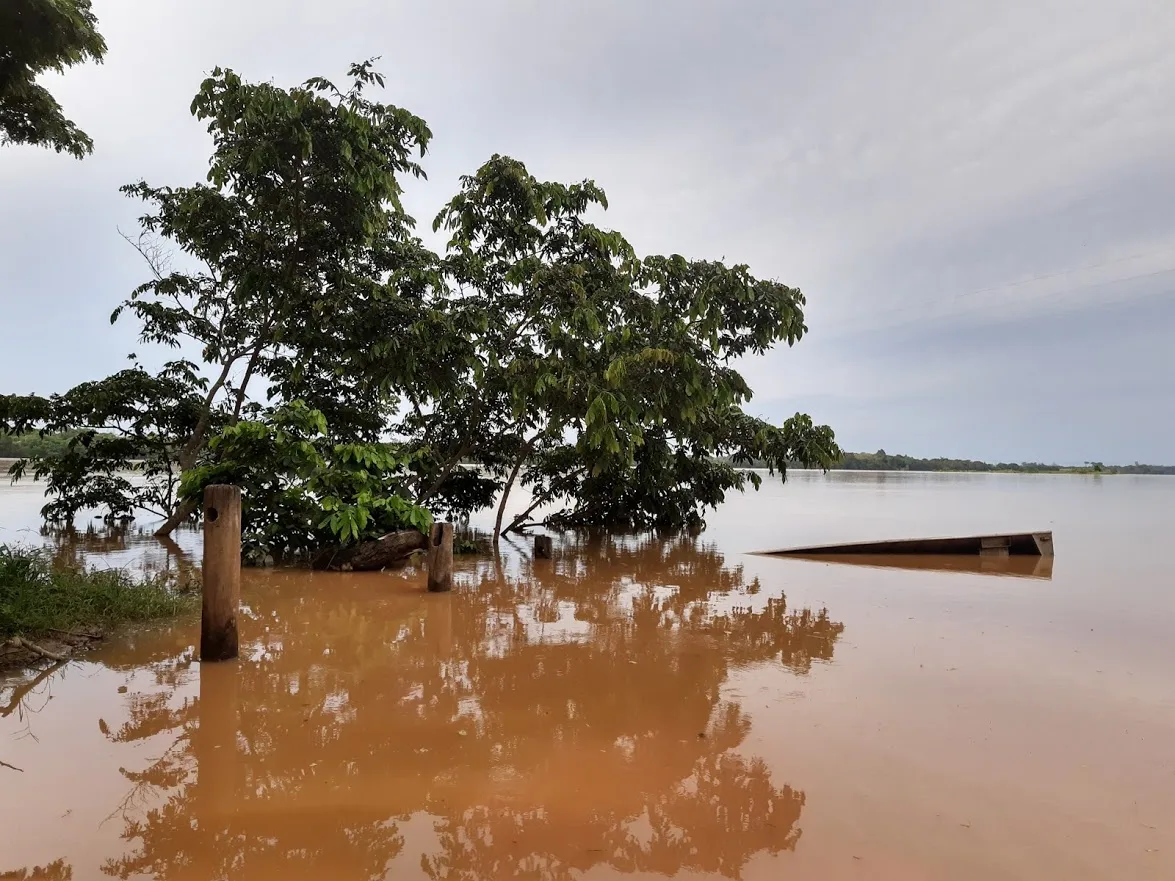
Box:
left=201, top=485, right=241, bottom=662
left=427, top=522, right=454, bottom=593
left=534, top=534, right=553, bottom=559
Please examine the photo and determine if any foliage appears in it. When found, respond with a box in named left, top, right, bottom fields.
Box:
left=406, top=156, right=840, bottom=538
left=3, top=61, right=451, bottom=538
left=0, top=429, right=93, bottom=459
left=179, top=403, right=432, bottom=565
left=112, top=58, right=449, bottom=443
left=0, top=0, right=106, bottom=157
left=3, top=62, right=840, bottom=552
left=539, top=414, right=838, bottom=533
left=0, top=544, right=196, bottom=639
left=2, top=363, right=206, bottom=523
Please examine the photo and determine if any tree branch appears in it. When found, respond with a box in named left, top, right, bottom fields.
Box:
left=0, top=663, right=63, bottom=718
left=118, top=229, right=171, bottom=281
left=493, top=434, right=537, bottom=543
left=6, top=637, right=69, bottom=663
left=502, top=466, right=585, bottom=537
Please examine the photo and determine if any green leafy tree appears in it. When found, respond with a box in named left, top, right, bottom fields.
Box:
left=410, top=156, right=839, bottom=539
left=0, top=0, right=106, bottom=157
left=3, top=362, right=205, bottom=523
left=3, top=64, right=838, bottom=554
left=2, top=61, right=454, bottom=536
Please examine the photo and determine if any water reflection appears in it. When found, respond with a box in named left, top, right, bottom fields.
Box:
left=45, top=535, right=843, bottom=881
left=35, top=522, right=202, bottom=579
left=0, top=861, right=73, bottom=881
left=777, top=553, right=1054, bottom=580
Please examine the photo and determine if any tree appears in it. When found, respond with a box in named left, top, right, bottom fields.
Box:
left=2, top=61, right=454, bottom=537
left=408, top=156, right=839, bottom=539
left=0, top=0, right=106, bottom=158
left=3, top=362, right=205, bottom=524
left=3, top=63, right=838, bottom=554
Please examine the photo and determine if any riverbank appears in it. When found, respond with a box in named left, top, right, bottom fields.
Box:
left=833, top=451, right=1175, bottom=475
left=0, top=545, right=197, bottom=671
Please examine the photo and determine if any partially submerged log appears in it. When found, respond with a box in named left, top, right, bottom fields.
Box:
left=311, top=530, right=428, bottom=572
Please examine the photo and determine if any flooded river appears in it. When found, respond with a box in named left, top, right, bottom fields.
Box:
left=2, top=470, right=1174, bottom=880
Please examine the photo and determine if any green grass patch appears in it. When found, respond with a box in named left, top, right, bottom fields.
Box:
left=0, top=544, right=198, bottom=639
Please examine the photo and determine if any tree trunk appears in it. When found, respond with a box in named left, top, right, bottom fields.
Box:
left=494, top=437, right=535, bottom=544
left=154, top=498, right=198, bottom=538
left=311, top=530, right=428, bottom=571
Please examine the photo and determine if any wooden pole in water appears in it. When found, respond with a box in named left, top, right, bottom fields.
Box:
left=427, top=522, right=454, bottom=593
left=201, top=484, right=241, bottom=661
left=534, top=534, right=553, bottom=559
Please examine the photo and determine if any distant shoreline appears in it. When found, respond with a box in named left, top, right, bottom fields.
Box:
left=829, top=451, right=1174, bottom=476
left=716, top=453, right=1174, bottom=476
left=794, top=467, right=1171, bottom=476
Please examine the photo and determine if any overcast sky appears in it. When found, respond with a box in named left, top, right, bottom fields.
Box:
left=2, top=0, right=1173, bottom=463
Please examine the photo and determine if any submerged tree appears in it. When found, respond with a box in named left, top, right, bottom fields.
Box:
left=2, top=61, right=454, bottom=537
left=0, top=0, right=106, bottom=157
left=2, top=61, right=837, bottom=554
left=410, top=156, right=840, bottom=538
left=177, top=401, right=433, bottom=566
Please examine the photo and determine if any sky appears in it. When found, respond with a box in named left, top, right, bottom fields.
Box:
left=2, top=0, right=1173, bottom=464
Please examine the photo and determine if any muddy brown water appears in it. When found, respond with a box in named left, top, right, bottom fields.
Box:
left=2, top=470, right=1174, bottom=880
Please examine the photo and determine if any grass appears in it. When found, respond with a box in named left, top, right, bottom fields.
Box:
left=453, top=527, right=493, bottom=556
left=0, top=544, right=198, bottom=640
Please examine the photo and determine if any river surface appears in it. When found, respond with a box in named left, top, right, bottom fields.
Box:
left=2, top=470, right=1174, bottom=880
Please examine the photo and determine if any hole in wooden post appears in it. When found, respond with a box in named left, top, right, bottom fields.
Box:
left=207, top=507, right=219, bottom=522
left=432, top=525, right=442, bottom=547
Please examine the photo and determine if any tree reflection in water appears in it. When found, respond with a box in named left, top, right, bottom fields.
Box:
left=89, top=534, right=843, bottom=881
left=0, top=860, right=73, bottom=881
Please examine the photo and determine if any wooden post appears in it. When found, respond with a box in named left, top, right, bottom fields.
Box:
left=427, top=522, right=454, bottom=593
left=201, top=485, right=241, bottom=661
left=534, top=534, right=553, bottom=559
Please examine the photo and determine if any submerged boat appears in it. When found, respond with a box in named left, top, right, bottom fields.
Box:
left=765, top=552, right=1054, bottom=580
left=760, top=531, right=1053, bottom=557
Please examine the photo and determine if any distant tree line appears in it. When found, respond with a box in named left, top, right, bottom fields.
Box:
left=831, top=450, right=1174, bottom=475
left=718, top=448, right=1174, bottom=475
left=0, top=431, right=80, bottom=459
